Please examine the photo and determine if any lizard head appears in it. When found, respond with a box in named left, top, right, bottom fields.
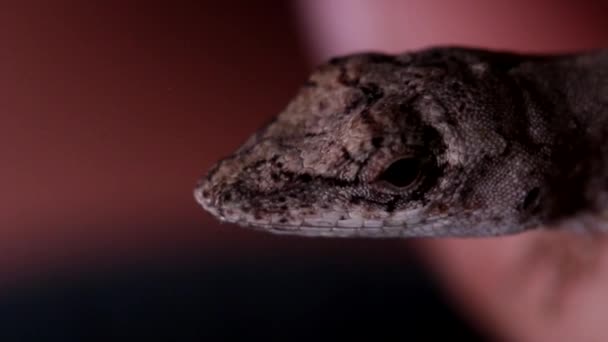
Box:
left=195, top=47, right=549, bottom=237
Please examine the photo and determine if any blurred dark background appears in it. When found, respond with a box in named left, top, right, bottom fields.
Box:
left=5, top=1, right=584, bottom=340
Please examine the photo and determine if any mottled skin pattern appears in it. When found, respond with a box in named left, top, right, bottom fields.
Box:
left=195, top=46, right=608, bottom=238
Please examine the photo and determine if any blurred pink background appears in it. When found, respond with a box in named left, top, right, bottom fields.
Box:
left=296, top=0, right=608, bottom=61
left=1, top=2, right=314, bottom=281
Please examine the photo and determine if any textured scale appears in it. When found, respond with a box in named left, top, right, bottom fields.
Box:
left=194, top=46, right=608, bottom=238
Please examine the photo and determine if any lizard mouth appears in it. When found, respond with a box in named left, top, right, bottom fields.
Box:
left=208, top=205, right=468, bottom=238
left=238, top=220, right=405, bottom=238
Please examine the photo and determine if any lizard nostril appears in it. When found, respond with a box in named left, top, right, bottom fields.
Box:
left=194, top=180, right=218, bottom=210
left=194, top=187, right=208, bottom=206
left=221, top=192, right=232, bottom=202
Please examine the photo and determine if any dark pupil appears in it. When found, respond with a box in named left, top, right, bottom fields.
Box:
left=378, top=158, right=421, bottom=188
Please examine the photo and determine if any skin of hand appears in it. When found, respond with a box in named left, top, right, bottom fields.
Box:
left=295, top=1, right=608, bottom=341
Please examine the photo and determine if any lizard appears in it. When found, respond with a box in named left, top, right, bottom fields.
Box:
left=194, top=46, right=608, bottom=239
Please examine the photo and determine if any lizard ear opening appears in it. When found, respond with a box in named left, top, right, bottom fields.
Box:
left=377, top=157, right=422, bottom=189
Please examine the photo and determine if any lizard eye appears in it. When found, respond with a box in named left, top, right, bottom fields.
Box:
left=377, top=157, right=422, bottom=189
